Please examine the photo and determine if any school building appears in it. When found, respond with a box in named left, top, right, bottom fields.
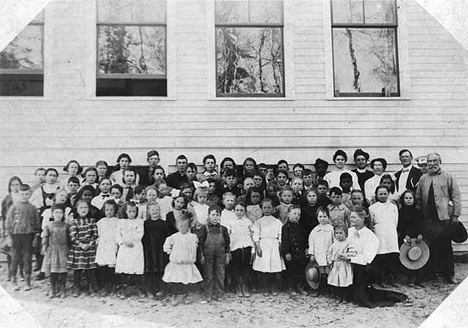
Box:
left=1, top=1, right=467, bottom=250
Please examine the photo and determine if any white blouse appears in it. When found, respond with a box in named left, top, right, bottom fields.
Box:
left=369, top=201, right=399, bottom=254
left=324, top=169, right=361, bottom=191
left=347, top=226, right=379, bottom=265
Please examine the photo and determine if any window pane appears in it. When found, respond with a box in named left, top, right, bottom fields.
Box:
left=364, top=0, right=396, bottom=24
left=216, top=27, right=284, bottom=96
left=216, top=0, right=283, bottom=24
left=97, top=25, right=166, bottom=75
left=97, top=0, right=166, bottom=24
left=216, top=1, right=250, bottom=24
left=96, top=78, right=167, bottom=96
left=332, top=28, right=398, bottom=95
left=250, top=1, right=283, bottom=24
left=0, top=74, right=43, bottom=96
left=332, top=0, right=364, bottom=24
left=0, top=25, right=43, bottom=70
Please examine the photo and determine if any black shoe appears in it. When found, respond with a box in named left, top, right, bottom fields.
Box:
left=35, top=272, right=46, bottom=281
left=446, top=277, right=458, bottom=284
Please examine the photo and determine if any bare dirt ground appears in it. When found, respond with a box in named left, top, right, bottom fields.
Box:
left=1, top=263, right=467, bottom=328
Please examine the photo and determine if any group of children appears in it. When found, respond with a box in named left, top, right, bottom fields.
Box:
left=0, top=150, right=430, bottom=306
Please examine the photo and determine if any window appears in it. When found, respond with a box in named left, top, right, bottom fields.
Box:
left=331, top=0, right=399, bottom=97
left=97, top=0, right=167, bottom=97
left=215, top=0, right=285, bottom=97
left=0, top=11, right=44, bottom=96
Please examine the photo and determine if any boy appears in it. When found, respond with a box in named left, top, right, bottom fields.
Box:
left=313, top=159, right=329, bottom=187
left=220, top=192, right=237, bottom=228
left=65, top=176, right=81, bottom=208
left=316, top=180, right=331, bottom=207
left=91, top=177, right=112, bottom=210
left=302, top=169, right=314, bottom=190
left=207, top=178, right=221, bottom=207
left=142, top=150, right=160, bottom=186
left=339, top=173, right=354, bottom=208
left=31, top=168, right=46, bottom=193
left=220, top=169, right=242, bottom=198
left=5, top=184, right=40, bottom=291
left=327, top=187, right=351, bottom=228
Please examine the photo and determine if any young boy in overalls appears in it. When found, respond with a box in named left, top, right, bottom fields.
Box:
left=199, top=205, right=231, bottom=302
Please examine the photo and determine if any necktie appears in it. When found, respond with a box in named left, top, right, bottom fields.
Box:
left=102, top=194, right=110, bottom=199
left=402, top=168, right=410, bottom=173
left=125, top=187, right=134, bottom=201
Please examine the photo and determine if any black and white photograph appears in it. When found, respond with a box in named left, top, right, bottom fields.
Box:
left=0, top=0, right=467, bottom=327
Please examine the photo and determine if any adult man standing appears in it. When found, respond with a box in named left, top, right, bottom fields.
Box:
left=352, top=149, right=374, bottom=194
left=416, top=153, right=461, bottom=284
left=166, top=155, right=189, bottom=189
left=394, top=149, right=422, bottom=195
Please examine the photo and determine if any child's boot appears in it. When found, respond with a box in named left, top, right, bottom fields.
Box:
left=49, top=281, right=56, bottom=299
left=24, top=275, right=32, bottom=291
left=242, top=282, right=251, bottom=298
left=12, top=277, right=20, bottom=291
left=236, top=278, right=244, bottom=297
left=297, top=283, right=308, bottom=296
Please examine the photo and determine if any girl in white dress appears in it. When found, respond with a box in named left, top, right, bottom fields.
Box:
left=252, top=199, right=285, bottom=296
left=192, top=187, right=209, bottom=226
left=162, top=211, right=203, bottom=306
left=327, top=224, right=353, bottom=302
left=369, top=185, right=399, bottom=287
left=95, top=200, right=119, bottom=296
left=115, top=201, right=144, bottom=298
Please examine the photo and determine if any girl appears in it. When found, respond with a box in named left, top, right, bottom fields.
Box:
left=291, top=177, right=307, bottom=207
left=167, top=195, right=188, bottom=234
left=276, top=170, right=289, bottom=189
left=265, top=181, right=281, bottom=207
left=323, top=150, right=360, bottom=191
left=246, top=187, right=263, bottom=223
left=115, top=201, right=145, bottom=299
left=81, top=167, right=99, bottom=191
left=345, top=205, right=407, bottom=308
left=229, top=201, right=254, bottom=297
left=379, top=174, right=399, bottom=205
left=95, top=200, right=120, bottom=296
left=60, top=160, right=82, bottom=191
left=41, top=189, right=72, bottom=230
left=327, top=225, right=353, bottom=303
left=67, top=200, right=98, bottom=297
left=41, top=204, right=71, bottom=298
left=1, top=176, right=23, bottom=281
left=300, top=189, right=320, bottom=237
left=152, top=165, right=167, bottom=185
left=192, top=187, right=209, bottom=226
left=252, top=199, right=285, bottom=296
left=30, top=168, right=60, bottom=213
left=95, top=160, right=109, bottom=180
left=275, top=187, right=293, bottom=224
left=398, top=190, right=426, bottom=287
left=350, top=190, right=370, bottom=227
left=207, top=178, right=221, bottom=207
left=121, top=168, right=138, bottom=202
left=162, top=211, right=203, bottom=306
left=281, top=205, right=308, bottom=296
left=91, top=177, right=113, bottom=211
left=293, top=163, right=305, bottom=178
left=369, top=185, right=399, bottom=287
left=220, top=157, right=237, bottom=176
left=364, top=158, right=387, bottom=204
left=73, top=185, right=100, bottom=221
left=308, top=207, right=334, bottom=295
left=138, top=186, right=157, bottom=220
left=110, top=153, right=140, bottom=187
left=143, top=202, right=171, bottom=298
left=110, top=184, right=125, bottom=209
left=199, top=205, right=231, bottom=302
left=252, top=172, right=265, bottom=194
left=201, top=154, right=218, bottom=180
left=242, top=157, right=257, bottom=179
left=155, top=183, right=173, bottom=221
left=186, top=163, right=198, bottom=187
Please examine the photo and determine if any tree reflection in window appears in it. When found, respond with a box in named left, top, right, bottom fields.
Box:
left=331, top=0, right=399, bottom=97
left=215, top=0, right=284, bottom=97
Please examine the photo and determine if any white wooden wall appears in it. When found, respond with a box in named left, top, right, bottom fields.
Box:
left=0, top=0, right=467, bottom=250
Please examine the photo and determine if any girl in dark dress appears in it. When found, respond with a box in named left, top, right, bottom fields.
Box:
left=143, top=202, right=171, bottom=298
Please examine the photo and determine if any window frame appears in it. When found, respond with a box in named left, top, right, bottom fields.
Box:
left=214, top=0, right=286, bottom=98
left=329, top=0, right=401, bottom=98
left=95, top=2, right=168, bottom=97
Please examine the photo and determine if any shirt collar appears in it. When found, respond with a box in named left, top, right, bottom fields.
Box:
left=401, top=165, right=413, bottom=173
left=356, top=168, right=368, bottom=173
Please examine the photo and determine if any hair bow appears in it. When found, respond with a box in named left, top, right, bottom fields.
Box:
left=193, top=181, right=210, bottom=189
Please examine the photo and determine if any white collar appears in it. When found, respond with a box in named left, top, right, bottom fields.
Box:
left=356, top=168, right=368, bottom=173
left=401, top=164, right=413, bottom=173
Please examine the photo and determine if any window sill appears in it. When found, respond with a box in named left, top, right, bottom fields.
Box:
left=88, top=97, right=176, bottom=101
left=208, top=97, right=296, bottom=101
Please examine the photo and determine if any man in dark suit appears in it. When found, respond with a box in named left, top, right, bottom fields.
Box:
left=394, top=149, right=423, bottom=195
left=166, top=154, right=189, bottom=189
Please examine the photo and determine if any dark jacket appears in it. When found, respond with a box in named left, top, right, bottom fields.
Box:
left=166, top=171, right=189, bottom=189
left=281, top=221, right=307, bottom=259
left=300, top=204, right=319, bottom=237
left=395, top=166, right=423, bottom=193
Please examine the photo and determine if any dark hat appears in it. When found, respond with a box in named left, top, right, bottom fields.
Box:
left=314, top=158, right=329, bottom=168
left=450, top=221, right=468, bottom=243
left=147, top=150, right=159, bottom=158
left=305, top=262, right=321, bottom=289
left=399, top=239, right=430, bottom=270
left=370, top=158, right=388, bottom=171
left=354, top=149, right=370, bottom=161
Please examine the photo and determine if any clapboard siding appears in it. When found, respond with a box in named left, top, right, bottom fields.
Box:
left=0, top=0, right=467, bottom=251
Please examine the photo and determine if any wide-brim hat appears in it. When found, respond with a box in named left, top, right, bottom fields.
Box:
left=370, top=158, right=387, bottom=171
left=399, top=239, right=430, bottom=270
left=305, top=262, right=321, bottom=289
left=450, top=221, right=468, bottom=243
